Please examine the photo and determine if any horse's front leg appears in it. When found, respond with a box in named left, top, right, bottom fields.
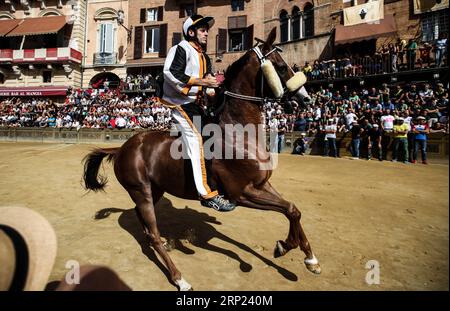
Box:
left=236, top=182, right=321, bottom=274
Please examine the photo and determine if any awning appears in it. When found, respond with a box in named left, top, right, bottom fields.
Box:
left=335, top=14, right=397, bottom=45
left=125, top=58, right=165, bottom=68
left=0, top=19, right=23, bottom=36
left=0, top=86, right=67, bottom=97
left=5, top=15, right=68, bottom=37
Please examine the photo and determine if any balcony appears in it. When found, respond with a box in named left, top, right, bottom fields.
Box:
left=0, top=47, right=82, bottom=64
left=93, top=53, right=118, bottom=66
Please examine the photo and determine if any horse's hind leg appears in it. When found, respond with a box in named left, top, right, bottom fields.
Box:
left=128, top=186, right=193, bottom=291
left=237, top=182, right=321, bottom=274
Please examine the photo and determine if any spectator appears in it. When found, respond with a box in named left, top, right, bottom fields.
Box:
left=292, top=132, right=308, bottom=155
left=392, top=117, right=409, bottom=163
left=435, top=33, right=447, bottom=68
left=323, top=119, right=337, bottom=157
left=389, top=43, right=398, bottom=73
left=407, top=39, right=417, bottom=70
left=412, top=116, right=429, bottom=164
left=350, top=120, right=362, bottom=159
left=368, top=123, right=383, bottom=161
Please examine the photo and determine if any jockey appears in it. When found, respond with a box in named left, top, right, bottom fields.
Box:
left=162, top=15, right=235, bottom=212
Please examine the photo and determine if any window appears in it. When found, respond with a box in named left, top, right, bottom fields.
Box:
left=146, top=8, right=158, bottom=22
left=229, top=30, right=244, bottom=51
left=421, top=10, right=449, bottom=42
left=179, top=3, right=194, bottom=18
left=140, top=7, right=163, bottom=23
left=184, top=4, right=194, bottom=17
left=231, top=0, right=244, bottom=11
left=98, top=23, right=114, bottom=54
left=303, top=3, right=314, bottom=38
left=144, top=27, right=160, bottom=53
left=43, top=71, right=52, bottom=83
left=280, top=10, right=289, bottom=43
left=291, top=7, right=301, bottom=40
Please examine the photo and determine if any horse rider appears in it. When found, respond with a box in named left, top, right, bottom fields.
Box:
left=161, top=15, right=235, bottom=212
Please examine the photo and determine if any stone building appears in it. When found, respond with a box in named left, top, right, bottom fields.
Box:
left=0, top=0, right=86, bottom=100
left=82, top=0, right=129, bottom=88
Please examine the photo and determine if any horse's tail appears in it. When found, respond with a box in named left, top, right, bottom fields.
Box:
left=83, top=148, right=119, bottom=192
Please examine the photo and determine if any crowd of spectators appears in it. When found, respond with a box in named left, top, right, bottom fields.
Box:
left=1, top=78, right=448, bottom=163
left=296, top=35, right=448, bottom=80
left=269, top=82, right=448, bottom=162
left=0, top=88, right=172, bottom=130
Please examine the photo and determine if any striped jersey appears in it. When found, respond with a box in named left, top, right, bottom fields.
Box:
left=162, top=40, right=212, bottom=106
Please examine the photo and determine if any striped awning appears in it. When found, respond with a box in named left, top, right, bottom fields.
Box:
left=6, top=16, right=68, bottom=37
left=0, top=19, right=23, bottom=36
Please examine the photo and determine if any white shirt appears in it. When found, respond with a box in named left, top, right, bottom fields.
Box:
left=325, top=124, right=337, bottom=139
left=345, top=113, right=357, bottom=126
left=380, top=115, right=395, bottom=130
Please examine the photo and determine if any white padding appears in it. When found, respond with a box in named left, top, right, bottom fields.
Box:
left=261, top=60, right=284, bottom=98
left=304, top=255, right=319, bottom=265
left=175, top=277, right=192, bottom=291
left=286, top=72, right=307, bottom=92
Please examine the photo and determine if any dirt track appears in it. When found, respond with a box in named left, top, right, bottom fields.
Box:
left=0, top=142, right=448, bottom=290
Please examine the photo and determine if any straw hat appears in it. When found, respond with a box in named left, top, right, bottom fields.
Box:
left=0, top=206, right=57, bottom=291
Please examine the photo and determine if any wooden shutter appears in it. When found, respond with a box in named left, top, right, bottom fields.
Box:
left=217, top=28, right=227, bottom=54
left=228, top=16, right=247, bottom=29
left=245, top=24, right=254, bottom=50
left=140, top=8, right=146, bottom=23
left=134, top=26, right=143, bottom=59
left=158, top=24, right=168, bottom=58
left=228, top=17, right=236, bottom=29
left=172, top=32, right=182, bottom=46
left=157, top=6, right=164, bottom=21
left=104, top=23, right=114, bottom=53
left=179, top=6, right=185, bottom=18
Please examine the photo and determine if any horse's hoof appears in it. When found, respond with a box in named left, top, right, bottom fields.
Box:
left=274, top=240, right=287, bottom=258
left=175, top=277, right=192, bottom=291
left=304, top=256, right=321, bottom=274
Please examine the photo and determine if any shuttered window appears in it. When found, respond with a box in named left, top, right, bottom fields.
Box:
left=134, top=26, right=143, bottom=59
left=99, top=23, right=114, bottom=54
left=144, top=27, right=160, bottom=53
left=231, top=0, right=245, bottom=11
left=228, top=15, right=247, bottom=29
left=172, top=32, right=182, bottom=46
left=140, top=6, right=164, bottom=23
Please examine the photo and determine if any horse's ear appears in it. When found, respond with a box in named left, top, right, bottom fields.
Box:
left=263, top=27, right=277, bottom=51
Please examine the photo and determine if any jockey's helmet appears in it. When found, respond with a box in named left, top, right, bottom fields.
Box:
left=183, top=15, right=215, bottom=40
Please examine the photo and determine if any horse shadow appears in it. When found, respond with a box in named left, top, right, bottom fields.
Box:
left=95, top=197, right=298, bottom=283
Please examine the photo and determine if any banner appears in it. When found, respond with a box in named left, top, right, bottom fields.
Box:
left=413, top=0, right=449, bottom=14
left=343, top=0, right=384, bottom=26
left=0, top=87, right=67, bottom=96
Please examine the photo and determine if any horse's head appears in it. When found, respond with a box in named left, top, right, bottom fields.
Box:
left=253, top=27, right=308, bottom=102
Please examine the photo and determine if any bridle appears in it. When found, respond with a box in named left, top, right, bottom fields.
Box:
left=224, top=41, right=289, bottom=103
left=211, top=40, right=295, bottom=117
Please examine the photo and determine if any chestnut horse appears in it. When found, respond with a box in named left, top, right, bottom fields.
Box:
left=83, top=28, right=320, bottom=291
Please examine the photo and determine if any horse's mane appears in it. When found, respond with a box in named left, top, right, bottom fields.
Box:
left=223, top=51, right=251, bottom=89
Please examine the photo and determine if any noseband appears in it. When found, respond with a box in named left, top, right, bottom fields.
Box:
left=223, top=45, right=287, bottom=104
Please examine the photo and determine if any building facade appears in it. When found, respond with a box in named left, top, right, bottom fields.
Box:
left=1, top=0, right=448, bottom=97
left=0, top=0, right=86, bottom=100
left=82, top=0, right=129, bottom=88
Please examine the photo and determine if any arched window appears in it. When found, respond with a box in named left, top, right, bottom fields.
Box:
left=303, top=3, right=314, bottom=38
left=280, top=10, right=289, bottom=43
left=291, top=6, right=300, bottom=40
